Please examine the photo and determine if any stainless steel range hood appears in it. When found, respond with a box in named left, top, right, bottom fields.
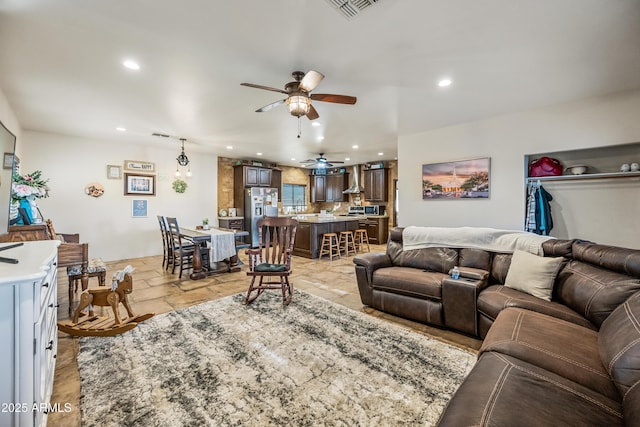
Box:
left=343, top=165, right=364, bottom=194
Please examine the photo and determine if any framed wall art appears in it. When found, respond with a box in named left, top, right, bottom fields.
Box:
left=131, top=199, right=148, bottom=218
left=422, top=157, right=490, bottom=200
left=3, top=152, right=14, bottom=169
left=124, top=160, right=155, bottom=173
left=107, top=164, right=122, bottom=179
left=124, top=173, right=155, bottom=196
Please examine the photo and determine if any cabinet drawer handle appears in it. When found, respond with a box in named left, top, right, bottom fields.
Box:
left=45, top=341, right=54, bottom=351
left=48, top=303, right=60, bottom=308
left=42, top=282, right=49, bottom=288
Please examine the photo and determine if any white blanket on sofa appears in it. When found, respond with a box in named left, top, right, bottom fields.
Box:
left=402, top=226, right=553, bottom=255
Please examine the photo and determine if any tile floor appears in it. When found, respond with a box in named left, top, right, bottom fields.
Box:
left=49, top=245, right=482, bottom=426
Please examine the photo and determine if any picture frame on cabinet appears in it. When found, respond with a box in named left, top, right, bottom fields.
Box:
left=422, top=157, right=490, bottom=200
left=124, top=173, right=155, bottom=196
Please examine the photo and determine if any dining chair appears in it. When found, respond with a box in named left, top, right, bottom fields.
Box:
left=157, top=215, right=172, bottom=270
left=165, top=217, right=196, bottom=279
left=244, top=217, right=298, bottom=305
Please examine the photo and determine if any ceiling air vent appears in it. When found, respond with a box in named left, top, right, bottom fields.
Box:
left=324, top=0, right=381, bottom=20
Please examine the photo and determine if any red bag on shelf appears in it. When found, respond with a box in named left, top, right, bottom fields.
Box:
left=529, top=157, right=563, bottom=177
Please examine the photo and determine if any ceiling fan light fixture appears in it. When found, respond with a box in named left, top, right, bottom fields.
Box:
left=286, top=95, right=311, bottom=117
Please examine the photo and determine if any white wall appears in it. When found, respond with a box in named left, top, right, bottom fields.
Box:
left=398, top=90, right=640, bottom=249
left=20, top=131, right=218, bottom=261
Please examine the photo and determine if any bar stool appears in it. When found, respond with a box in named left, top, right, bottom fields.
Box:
left=319, top=233, right=341, bottom=260
left=354, top=229, right=370, bottom=253
left=339, top=231, right=357, bottom=257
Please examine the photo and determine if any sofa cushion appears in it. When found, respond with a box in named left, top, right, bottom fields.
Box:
left=389, top=246, right=458, bottom=274
left=481, top=308, right=619, bottom=401
left=459, top=248, right=492, bottom=271
left=490, top=253, right=512, bottom=285
left=437, top=352, right=623, bottom=427
left=372, top=267, right=445, bottom=300
left=555, top=260, right=640, bottom=328
left=599, top=292, right=640, bottom=402
left=478, top=285, right=595, bottom=330
left=504, top=250, right=564, bottom=301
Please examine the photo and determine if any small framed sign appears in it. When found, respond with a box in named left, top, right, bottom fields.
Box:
left=107, top=164, right=122, bottom=179
left=124, top=160, right=155, bottom=173
left=3, top=152, right=14, bottom=169
left=131, top=199, right=148, bottom=218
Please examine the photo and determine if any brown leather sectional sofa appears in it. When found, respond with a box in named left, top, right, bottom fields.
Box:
left=353, top=227, right=640, bottom=426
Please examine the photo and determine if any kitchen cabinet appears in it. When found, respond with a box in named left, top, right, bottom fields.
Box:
left=358, top=216, right=389, bottom=245
left=364, top=168, right=389, bottom=202
left=0, top=240, right=60, bottom=427
left=310, top=175, right=326, bottom=202
left=236, top=165, right=272, bottom=187
left=218, top=217, right=244, bottom=231
left=310, top=173, right=348, bottom=203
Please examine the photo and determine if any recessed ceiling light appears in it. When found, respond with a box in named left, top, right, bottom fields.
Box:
left=312, top=122, right=320, bottom=127
left=345, top=157, right=350, bottom=161
left=378, top=152, right=384, bottom=156
left=352, top=145, right=359, bottom=149
left=116, top=127, right=126, bottom=132
left=256, top=152, right=262, bottom=156
left=123, top=60, right=140, bottom=70
left=318, top=136, right=324, bottom=141
left=291, top=157, right=296, bottom=161
left=438, top=78, right=452, bottom=87
left=226, top=146, right=233, bottom=150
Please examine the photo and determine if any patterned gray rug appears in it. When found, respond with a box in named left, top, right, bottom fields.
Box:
left=78, top=290, right=475, bottom=426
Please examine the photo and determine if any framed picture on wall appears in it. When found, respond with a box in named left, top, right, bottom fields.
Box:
left=107, top=164, right=122, bottom=179
left=131, top=199, right=148, bottom=218
left=3, top=152, right=14, bottom=169
left=124, top=160, right=155, bottom=173
left=124, top=173, right=155, bottom=196
left=422, top=157, right=490, bottom=200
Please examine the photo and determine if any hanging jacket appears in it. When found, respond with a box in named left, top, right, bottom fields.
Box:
left=534, top=186, right=553, bottom=235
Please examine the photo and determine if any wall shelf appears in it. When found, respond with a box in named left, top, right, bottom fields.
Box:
left=526, top=171, right=640, bottom=183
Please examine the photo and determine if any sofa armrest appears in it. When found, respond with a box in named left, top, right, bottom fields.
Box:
left=442, top=272, right=488, bottom=336
left=353, top=253, right=392, bottom=306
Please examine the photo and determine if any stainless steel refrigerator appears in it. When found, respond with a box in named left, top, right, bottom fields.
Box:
left=244, top=187, right=278, bottom=247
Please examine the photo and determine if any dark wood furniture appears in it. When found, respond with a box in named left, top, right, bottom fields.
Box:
left=310, top=172, right=349, bottom=203
left=364, top=168, right=389, bottom=202
left=180, top=227, right=249, bottom=279
left=293, top=217, right=359, bottom=258
left=166, top=217, right=198, bottom=279
left=244, top=217, right=298, bottom=305
left=358, top=216, right=389, bottom=244
left=233, top=165, right=282, bottom=217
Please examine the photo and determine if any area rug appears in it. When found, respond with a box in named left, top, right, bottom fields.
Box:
left=78, top=290, right=475, bottom=426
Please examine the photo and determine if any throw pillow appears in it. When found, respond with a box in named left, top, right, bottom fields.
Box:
left=504, top=250, right=564, bottom=301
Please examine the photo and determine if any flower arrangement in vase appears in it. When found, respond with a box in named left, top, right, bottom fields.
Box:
left=11, top=170, right=50, bottom=223
left=202, top=218, right=209, bottom=230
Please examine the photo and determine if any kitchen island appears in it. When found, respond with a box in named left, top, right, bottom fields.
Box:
left=292, top=216, right=359, bottom=259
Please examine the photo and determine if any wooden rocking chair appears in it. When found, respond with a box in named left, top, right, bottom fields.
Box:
left=244, top=217, right=298, bottom=305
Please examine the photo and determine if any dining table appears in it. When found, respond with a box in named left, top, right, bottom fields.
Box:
left=179, top=226, right=249, bottom=280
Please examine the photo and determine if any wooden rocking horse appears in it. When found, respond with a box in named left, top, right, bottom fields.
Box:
left=57, top=266, right=154, bottom=337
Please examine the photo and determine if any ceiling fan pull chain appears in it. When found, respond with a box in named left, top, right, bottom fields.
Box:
left=297, top=116, right=302, bottom=139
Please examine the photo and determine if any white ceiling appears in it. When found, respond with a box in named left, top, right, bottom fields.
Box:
left=1, top=0, right=639, bottom=167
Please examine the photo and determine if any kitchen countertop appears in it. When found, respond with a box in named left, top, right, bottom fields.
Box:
left=294, top=216, right=360, bottom=223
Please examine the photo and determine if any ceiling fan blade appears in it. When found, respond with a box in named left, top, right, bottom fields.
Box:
left=311, top=94, right=357, bottom=104
left=240, top=82, right=287, bottom=94
left=298, top=70, right=324, bottom=92
left=255, top=99, right=286, bottom=112
left=306, top=104, right=319, bottom=120
left=326, top=160, right=345, bottom=164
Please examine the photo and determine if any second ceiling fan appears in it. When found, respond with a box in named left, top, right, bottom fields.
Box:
left=241, top=70, right=357, bottom=120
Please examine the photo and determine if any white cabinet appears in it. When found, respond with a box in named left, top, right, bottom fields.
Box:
left=0, top=240, right=60, bottom=427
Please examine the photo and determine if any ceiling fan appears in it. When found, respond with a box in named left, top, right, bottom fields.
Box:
left=240, top=70, right=357, bottom=121
left=300, top=153, right=345, bottom=168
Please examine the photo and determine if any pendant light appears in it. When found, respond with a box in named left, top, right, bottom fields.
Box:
left=176, top=138, right=190, bottom=166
